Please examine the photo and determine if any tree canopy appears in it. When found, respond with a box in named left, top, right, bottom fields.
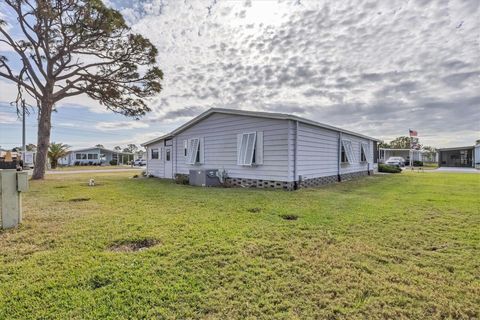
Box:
left=0, top=0, right=163, bottom=179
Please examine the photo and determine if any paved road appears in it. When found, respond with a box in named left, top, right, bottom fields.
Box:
left=44, top=168, right=143, bottom=175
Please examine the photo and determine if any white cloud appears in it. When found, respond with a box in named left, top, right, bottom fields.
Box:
left=0, top=111, right=17, bottom=124
left=1, top=0, right=479, bottom=148
left=119, top=0, right=479, bottom=147
left=95, top=121, right=149, bottom=131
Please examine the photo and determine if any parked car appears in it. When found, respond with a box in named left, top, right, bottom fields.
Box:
left=134, top=159, right=146, bottom=166
left=385, top=157, right=406, bottom=167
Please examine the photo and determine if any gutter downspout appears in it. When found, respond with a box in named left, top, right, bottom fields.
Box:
left=294, top=120, right=299, bottom=190
left=338, top=132, right=342, bottom=181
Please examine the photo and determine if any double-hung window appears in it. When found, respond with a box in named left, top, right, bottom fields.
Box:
left=341, top=140, right=355, bottom=164
left=237, top=132, right=263, bottom=166
left=151, top=148, right=159, bottom=160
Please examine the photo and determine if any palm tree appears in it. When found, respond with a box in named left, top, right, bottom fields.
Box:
left=48, top=143, right=70, bottom=169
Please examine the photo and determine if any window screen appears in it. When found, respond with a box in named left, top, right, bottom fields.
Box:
left=341, top=140, right=355, bottom=164
left=76, top=154, right=81, bottom=160
left=361, top=143, right=368, bottom=162
left=237, top=132, right=257, bottom=165
left=186, top=138, right=200, bottom=165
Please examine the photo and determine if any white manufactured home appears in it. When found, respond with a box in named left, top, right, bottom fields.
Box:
left=142, top=108, right=380, bottom=190
left=58, top=147, right=133, bottom=166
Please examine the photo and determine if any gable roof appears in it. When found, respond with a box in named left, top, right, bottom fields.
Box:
left=142, top=108, right=380, bottom=146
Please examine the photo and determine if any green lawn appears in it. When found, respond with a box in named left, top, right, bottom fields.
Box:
left=0, top=172, right=479, bottom=319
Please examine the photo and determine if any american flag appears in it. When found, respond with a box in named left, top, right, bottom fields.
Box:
left=409, top=129, right=418, bottom=137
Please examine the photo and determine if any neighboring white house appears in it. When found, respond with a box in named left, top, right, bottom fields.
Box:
left=142, top=108, right=380, bottom=190
left=58, top=147, right=133, bottom=166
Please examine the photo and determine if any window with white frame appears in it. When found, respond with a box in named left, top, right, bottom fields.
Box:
left=151, top=148, right=159, bottom=159
left=76, top=153, right=81, bottom=160
left=237, top=132, right=263, bottom=166
left=341, top=140, right=355, bottom=164
left=360, top=143, right=368, bottom=162
left=186, top=138, right=200, bottom=165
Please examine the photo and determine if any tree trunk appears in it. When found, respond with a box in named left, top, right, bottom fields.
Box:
left=32, top=98, right=53, bottom=180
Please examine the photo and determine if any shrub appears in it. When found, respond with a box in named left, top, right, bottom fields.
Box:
left=378, top=164, right=402, bottom=173
left=175, top=174, right=189, bottom=185
left=413, top=160, right=424, bottom=167
left=109, top=159, right=118, bottom=165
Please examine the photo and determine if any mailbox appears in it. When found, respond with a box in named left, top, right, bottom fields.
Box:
left=0, top=169, right=28, bottom=229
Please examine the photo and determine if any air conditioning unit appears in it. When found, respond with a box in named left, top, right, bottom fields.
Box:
left=189, top=169, right=221, bottom=187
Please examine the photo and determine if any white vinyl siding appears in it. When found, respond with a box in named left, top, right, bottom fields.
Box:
left=175, top=113, right=289, bottom=181
left=296, top=123, right=373, bottom=180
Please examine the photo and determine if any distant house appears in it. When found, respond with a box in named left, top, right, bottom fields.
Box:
left=437, top=143, right=478, bottom=168
left=58, top=147, right=133, bottom=166
left=142, top=108, right=380, bottom=190
left=378, top=148, right=437, bottom=164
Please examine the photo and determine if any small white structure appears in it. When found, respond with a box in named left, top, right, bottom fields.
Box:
left=142, top=108, right=380, bottom=190
left=438, top=145, right=477, bottom=168
left=58, top=147, right=133, bottom=166
left=378, top=148, right=436, bottom=164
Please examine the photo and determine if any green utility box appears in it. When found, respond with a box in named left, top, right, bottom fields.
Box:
left=0, top=170, right=28, bottom=229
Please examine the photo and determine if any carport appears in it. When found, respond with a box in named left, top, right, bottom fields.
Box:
left=438, top=146, right=475, bottom=168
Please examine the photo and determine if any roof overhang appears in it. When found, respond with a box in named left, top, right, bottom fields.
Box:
left=142, top=108, right=381, bottom=146
left=437, top=146, right=474, bottom=152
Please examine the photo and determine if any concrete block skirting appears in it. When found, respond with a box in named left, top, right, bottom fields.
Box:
left=299, top=175, right=338, bottom=188
left=339, top=170, right=373, bottom=181
left=224, top=177, right=295, bottom=190
left=175, top=170, right=373, bottom=190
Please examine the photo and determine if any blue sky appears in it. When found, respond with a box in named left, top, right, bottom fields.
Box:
left=1, top=0, right=479, bottom=150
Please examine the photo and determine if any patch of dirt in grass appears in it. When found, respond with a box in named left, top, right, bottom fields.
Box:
left=89, top=275, right=112, bottom=289
left=54, top=186, right=68, bottom=189
left=426, top=244, right=448, bottom=251
left=68, top=197, right=90, bottom=202
left=247, top=207, right=262, bottom=213
left=280, top=214, right=299, bottom=220
left=107, top=238, right=160, bottom=252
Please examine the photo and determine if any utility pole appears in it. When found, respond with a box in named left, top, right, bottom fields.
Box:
left=22, top=101, right=26, bottom=155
